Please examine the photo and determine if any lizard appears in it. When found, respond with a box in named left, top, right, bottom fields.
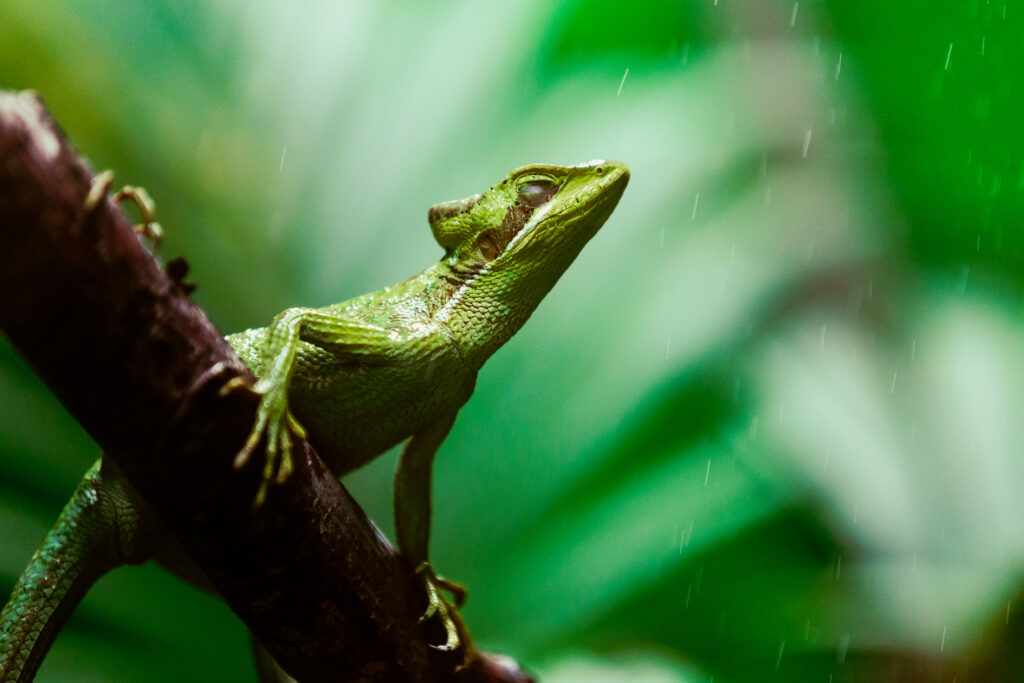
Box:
left=0, top=159, right=629, bottom=681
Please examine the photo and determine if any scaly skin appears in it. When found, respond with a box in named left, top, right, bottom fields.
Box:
left=0, top=160, right=629, bottom=680
left=0, top=461, right=158, bottom=682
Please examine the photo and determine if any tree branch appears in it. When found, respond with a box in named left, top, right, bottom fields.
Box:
left=0, top=90, right=530, bottom=683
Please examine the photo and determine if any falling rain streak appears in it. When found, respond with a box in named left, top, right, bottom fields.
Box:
left=838, top=634, right=850, bottom=663
left=679, top=519, right=694, bottom=553
left=617, top=68, right=629, bottom=96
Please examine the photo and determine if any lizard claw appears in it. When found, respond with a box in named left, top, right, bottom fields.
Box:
left=84, top=170, right=114, bottom=211
left=219, top=375, right=260, bottom=399
left=431, top=573, right=467, bottom=609
left=415, top=562, right=467, bottom=652
left=114, top=184, right=163, bottom=246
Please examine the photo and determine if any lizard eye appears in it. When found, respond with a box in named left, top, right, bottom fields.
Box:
left=477, top=233, right=500, bottom=261
left=517, top=180, right=558, bottom=208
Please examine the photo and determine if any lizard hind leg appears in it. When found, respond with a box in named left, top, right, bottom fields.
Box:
left=0, top=458, right=159, bottom=681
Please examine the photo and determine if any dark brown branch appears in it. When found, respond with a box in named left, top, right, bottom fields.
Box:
left=0, top=90, right=531, bottom=683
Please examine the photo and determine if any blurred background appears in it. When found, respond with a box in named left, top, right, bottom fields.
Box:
left=2, top=1, right=1023, bottom=681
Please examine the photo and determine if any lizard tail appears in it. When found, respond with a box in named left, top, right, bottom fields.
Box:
left=0, top=459, right=157, bottom=682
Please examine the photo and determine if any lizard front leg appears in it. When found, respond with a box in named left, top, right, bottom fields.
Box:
left=230, top=308, right=311, bottom=504
left=230, top=308, right=397, bottom=504
left=394, top=412, right=471, bottom=655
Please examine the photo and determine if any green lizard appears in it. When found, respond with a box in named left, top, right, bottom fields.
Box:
left=0, top=159, right=629, bottom=681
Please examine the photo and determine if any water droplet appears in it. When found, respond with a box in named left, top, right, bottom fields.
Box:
left=616, top=68, right=629, bottom=96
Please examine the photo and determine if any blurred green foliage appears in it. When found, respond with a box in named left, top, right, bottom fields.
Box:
left=2, top=1, right=1024, bottom=681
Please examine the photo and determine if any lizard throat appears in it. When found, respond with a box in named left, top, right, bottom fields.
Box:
left=433, top=261, right=493, bottom=324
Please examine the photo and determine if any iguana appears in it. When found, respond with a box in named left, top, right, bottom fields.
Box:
left=0, top=159, right=629, bottom=681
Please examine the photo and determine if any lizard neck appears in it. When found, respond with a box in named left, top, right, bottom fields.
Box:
left=428, top=261, right=540, bottom=371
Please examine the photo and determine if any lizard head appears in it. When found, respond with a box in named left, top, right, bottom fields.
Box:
left=429, top=159, right=629, bottom=367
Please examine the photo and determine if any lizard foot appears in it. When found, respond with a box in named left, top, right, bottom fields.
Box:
left=84, top=170, right=164, bottom=245
left=415, top=562, right=468, bottom=652
left=231, top=377, right=307, bottom=506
